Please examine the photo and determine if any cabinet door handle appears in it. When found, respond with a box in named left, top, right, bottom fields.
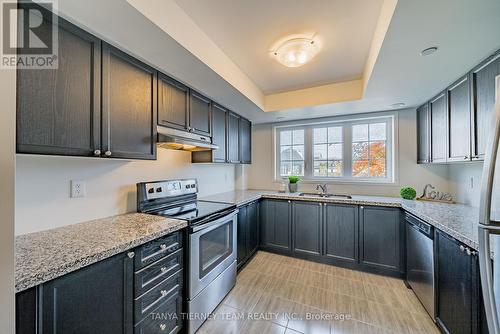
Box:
left=460, top=245, right=465, bottom=252
left=93, top=149, right=101, bottom=156
left=104, top=150, right=112, bottom=157
left=127, top=251, right=135, bottom=258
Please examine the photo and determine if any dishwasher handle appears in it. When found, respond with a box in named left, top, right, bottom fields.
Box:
left=406, top=213, right=433, bottom=238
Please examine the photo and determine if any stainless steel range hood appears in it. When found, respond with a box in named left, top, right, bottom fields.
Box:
left=157, top=126, right=218, bottom=151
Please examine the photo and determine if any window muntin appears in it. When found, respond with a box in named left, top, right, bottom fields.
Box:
left=313, top=126, right=343, bottom=177
left=275, top=116, right=394, bottom=182
left=279, top=129, right=305, bottom=176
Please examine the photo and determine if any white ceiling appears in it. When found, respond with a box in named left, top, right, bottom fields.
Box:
left=58, top=0, right=500, bottom=124
left=174, top=0, right=384, bottom=94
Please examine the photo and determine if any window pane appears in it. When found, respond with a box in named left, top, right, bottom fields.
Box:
left=370, top=159, right=386, bottom=177
left=352, top=160, right=369, bottom=177
left=352, top=142, right=369, bottom=160
left=369, top=141, right=386, bottom=159
left=313, top=128, right=327, bottom=144
left=369, top=123, right=386, bottom=140
left=353, top=124, right=368, bottom=142
left=313, top=161, right=328, bottom=177
left=314, top=144, right=327, bottom=160
left=328, top=143, right=342, bottom=160
left=280, top=146, right=292, bottom=161
left=292, top=162, right=304, bottom=176
left=328, top=127, right=342, bottom=143
left=280, top=161, right=292, bottom=176
left=328, top=160, right=343, bottom=177
left=280, top=131, right=291, bottom=145
left=293, top=130, right=304, bottom=145
left=292, top=145, right=304, bottom=160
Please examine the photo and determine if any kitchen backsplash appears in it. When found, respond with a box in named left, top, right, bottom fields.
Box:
left=15, top=149, right=236, bottom=235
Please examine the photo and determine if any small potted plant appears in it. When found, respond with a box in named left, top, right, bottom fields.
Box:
left=400, top=186, right=417, bottom=200
left=288, top=175, right=300, bottom=193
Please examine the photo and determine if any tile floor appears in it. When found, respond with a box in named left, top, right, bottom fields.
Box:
left=197, top=251, right=440, bottom=334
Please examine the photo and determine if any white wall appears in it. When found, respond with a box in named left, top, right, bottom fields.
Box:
left=247, top=109, right=451, bottom=197
left=448, top=163, right=484, bottom=207
left=16, top=150, right=235, bottom=235
left=0, top=57, right=16, bottom=332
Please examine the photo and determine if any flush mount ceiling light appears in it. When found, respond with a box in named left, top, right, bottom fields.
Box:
left=391, top=103, right=406, bottom=108
left=420, top=46, right=438, bottom=56
left=271, top=36, right=321, bottom=68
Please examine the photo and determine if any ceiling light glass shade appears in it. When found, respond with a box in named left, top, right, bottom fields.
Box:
left=272, top=38, right=320, bottom=67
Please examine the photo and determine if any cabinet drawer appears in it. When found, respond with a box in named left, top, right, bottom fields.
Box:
left=135, top=232, right=182, bottom=269
left=135, top=270, right=182, bottom=323
left=135, top=290, right=182, bottom=334
left=135, top=249, right=183, bottom=297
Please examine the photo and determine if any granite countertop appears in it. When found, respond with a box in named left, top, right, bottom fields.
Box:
left=15, top=213, right=187, bottom=293
left=201, top=190, right=482, bottom=252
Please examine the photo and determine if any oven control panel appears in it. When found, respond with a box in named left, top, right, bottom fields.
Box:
left=142, top=179, right=197, bottom=200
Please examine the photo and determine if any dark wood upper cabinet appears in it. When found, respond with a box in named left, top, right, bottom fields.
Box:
left=471, top=51, right=500, bottom=160
left=16, top=11, right=101, bottom=157
left=430, top=92, right=448, bottom=163
left=211, top=103, right=227, bottom=162
left=158, top=73, right=188, bottom=131
left=227, top=112, right=241, bottom=163
left=191, top=102, right=227, bottom=163
left=102, top=43, right=157, bottom=160
left=447, top=75, right=472, bottom=162
left=41, top=252, right=134, bottom=334
left=189, top=91, right=211, bottom=136
left=239, top=117, right=252, bottom=164
left=416, top=103, right=431, bottom=164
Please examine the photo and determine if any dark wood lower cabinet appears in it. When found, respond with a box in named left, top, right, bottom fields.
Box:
left=359, top=206, right=403, bottom=274
left=237, top=201, right=259, bottom=269
left=41, top=252, right=134, bottom=334
left=259, top=200, right=402, bottom=276
left=435, top=230, right=488, bottom=334
left=15, top=232, right=184, bottom=334
left=292, top=201, right=322, bottom=256
left=259, top=199, right=292, bottom=253
left=323, top=203, right=358, bottom=263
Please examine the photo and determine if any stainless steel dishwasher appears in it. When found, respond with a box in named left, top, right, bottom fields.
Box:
left=406, top=213, right=435, bottom=319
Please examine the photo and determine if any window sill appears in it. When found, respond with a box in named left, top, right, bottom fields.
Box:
left=274, top=177, right=397, bottom=186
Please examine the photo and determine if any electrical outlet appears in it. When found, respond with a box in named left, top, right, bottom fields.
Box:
left=71, top=180, right=86, bottom=198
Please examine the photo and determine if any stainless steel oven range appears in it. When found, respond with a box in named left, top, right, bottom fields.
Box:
left=137, top=179, right=238, bottom=333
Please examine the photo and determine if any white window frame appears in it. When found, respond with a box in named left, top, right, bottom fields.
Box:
left=273, top=113, right=397, bottom=184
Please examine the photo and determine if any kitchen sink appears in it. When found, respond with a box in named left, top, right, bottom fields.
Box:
left=298, top=192, right=352, bottom=199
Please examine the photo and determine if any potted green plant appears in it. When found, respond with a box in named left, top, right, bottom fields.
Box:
left=288, top=175, right=300, bottom=193
left=400, top=186, right=417, bottom=200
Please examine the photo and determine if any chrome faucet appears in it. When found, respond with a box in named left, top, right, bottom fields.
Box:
left=316, top=184, right=327, bottom=194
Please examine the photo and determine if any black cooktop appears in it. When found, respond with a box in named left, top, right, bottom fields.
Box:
left=154, top=200, right=236, bottom=224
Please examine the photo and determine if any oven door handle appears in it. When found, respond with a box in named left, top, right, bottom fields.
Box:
left=191, top=210, right=238, bottom=233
